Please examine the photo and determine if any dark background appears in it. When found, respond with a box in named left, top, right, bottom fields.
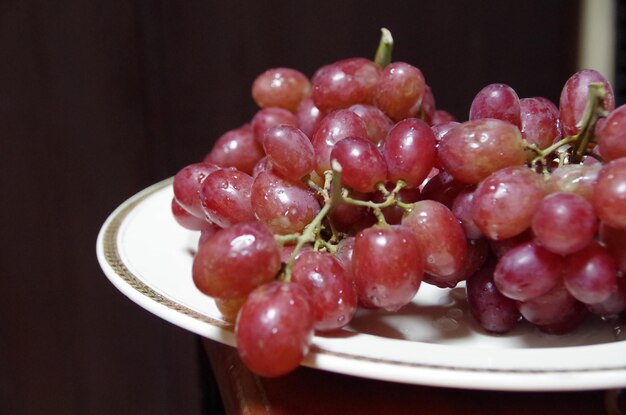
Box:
left=1, top=1, right=588, bottom=414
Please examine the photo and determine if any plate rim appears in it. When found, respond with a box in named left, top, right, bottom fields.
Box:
left=96, top=178, right=626, bottom=391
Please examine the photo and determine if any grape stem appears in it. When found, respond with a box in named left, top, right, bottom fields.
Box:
left=374, top=28, right=393, bottom=69
left=571, top=83, right=607, bottom=164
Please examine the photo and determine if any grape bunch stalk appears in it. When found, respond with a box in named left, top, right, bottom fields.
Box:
left=171, top=29, right=626, bottom=377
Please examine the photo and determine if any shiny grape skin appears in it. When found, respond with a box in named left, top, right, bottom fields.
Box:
left=451, top=187, right=483, bottom=240
left=382, top=118, right=437, bottom=188
left=401, top=200, right=468, bottom=280
left=330, top=136, right=387, bottom=193
left=373, top=62, right=425, bottom=121
left=597, top=104, right=626, bottom=161
left=235, top=281, right=314, bottom=378
left=559, top=69, right=615, bottom=136
left=199, top=168, right=255, bottom=228
left=250, top=107, right=298, bottom=144
left=599, top=222, right=626, bottom=272
left=419, top=170, right=469, bottom=208
left=311, top=57, right=380, bottom=112
left=262, top=125, right=315, bottom=181
left=295, top=97, right=322, bottom=138
left=437, top=119, right=527, bottom=184
left=192, top=222, right=281, bottom=299
left=250, top=171, right=321, bottom=235
left=519, top=97, right=561, bottom=150
left=352, top=225, right=424, bottom=311
left=311, top=109, right=369, bottom=175
left=593, top=157, right=626, bottom=229
left=291, top=251, right=358, bottom=331
left=494, top=241, right=563, bottom=302
left=471, top=166, right=547, bottom=240
left=547, top=163, right=600, bottom=202
left=348, top=103, right=394, bottom=144
left=173, top=162, right=220, bottom=218
left=516, top=283, right=580, bottom=326
left=425, top=237, right=489, bottom=288
left=466, top=260, right=521, bottom=334
left=563, top=242, right=619, bottom=305
left=204, top=124, right=264, bottom=175
left=531, top=192, right=598, bottom=256
left=469, top=83, right=522, bottom=128
left=251, top=67, right=311, bottom=112
left=171, top=197, right=209, bottom=231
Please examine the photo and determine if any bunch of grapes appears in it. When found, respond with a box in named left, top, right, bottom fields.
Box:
left=171, top=29, right=626, bottom=377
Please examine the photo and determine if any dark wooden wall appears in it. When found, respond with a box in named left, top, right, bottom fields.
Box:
left=0, top=1, right=579, bottom=414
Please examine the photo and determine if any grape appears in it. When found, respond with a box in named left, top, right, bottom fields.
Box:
left=352, top=225, right=423, bottom=311
left=401, top=200, right=468, bottom=281
left=516, top=283, right=580, bottom=326
left=373, top=62, right=425, bottom=121
left=331, top=136, right=387, bottom=192
left=597, top=104, right=626, bottom=161
left=451, top=187, right=482, bottom=240
left=328, top=190, right=374, bottom=234
left=559, top=69, right=615, bottom=136
left=488, top=229, right=534, bottom=259
left=251, top=107, right=297, bottom=144
left=251, top=67, right=311, bottom=112
left=599, top=223, right=626, bottom=272
left=215, top=297, right=246, bottom=323
left=466, top=260, right=521, bottom=333
left=279, top=243, right=313, bottom=264
left=199, top=167, right=255, bottom=228
left=311, top=57, right=380, bottom=111
left=537, top=301, right=588, bottom=335
left=171, top=197, right=209, bottom=231
left=382, top=118, right=437, bottom=187
left=295, top=97, right=322, bottom=138
left=531, top=192, right=598, bottom=255
left=334, top=236, right=355, bottom=275
left=192, top=222, right=281, bottom=299
left=291, top=251, right=357, bottom=331
left=425, top=237, right=489, bottom=288
left=262, top=125, right=315, bottom=181
left=311, top=109, right=369, bottom=175
left=437, top=119, right=527, bottom=184
left=251, top=156, right=273, bottom=178
left=235, top=281, right=314, bottom=378
left=348, top=103, right=394, bottom=143
left=197, top=223, right=221, bottom=247
left=419, top=170, right=468, bottom=207
left=431, top=110, right=457, bottom=125
left=587, top=281, right=626, bottom=317
left=204, top=124, right=264, bottom=175
left=593, top=158, right=626, bottom=229
left=469, top=83, right=521, bottom=128
left=563, top=242, right=619, bottom=305
left=250, top=171, right=321, bottom=235
left=519, top=97, right=561, bottom=150
left=547, top=163, right=600, bottom=201
left=431, top=121, right=459, bottom=142
left=472, top=166, right=546, bottom=240
left=494, top=241, right=563, bottom=301
left=173, top=162, right=220, bottom=218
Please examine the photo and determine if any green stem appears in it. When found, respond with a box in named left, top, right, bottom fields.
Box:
left=374, top=28, right=393, bottom=69
left=571, top=83, right=607, bottom=164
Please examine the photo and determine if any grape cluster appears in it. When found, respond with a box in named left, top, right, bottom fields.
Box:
left=171, top=30, right=626, bottom=377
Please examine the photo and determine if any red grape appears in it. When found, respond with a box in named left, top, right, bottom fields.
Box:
left=199, top=168, right=255, bottom=228
left=331, top=136, right=387, bottom=192
left=373, top=61, right=425, bottom=121
left=204, top=124, right=264, bottom=175
left=252, top=67, right=311, bottom=112
left=563, top=242, right=619, bottom=305
left=173, top=162, right=220, bottom=218
left=263, top=125, right=315, bottom=181
left=593, top=158, right=626, bottom=229
left=469, top=83, right=521, bottom=128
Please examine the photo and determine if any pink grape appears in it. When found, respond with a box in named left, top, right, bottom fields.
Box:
left=597, top=104, right=626, bottom=161
left=331, top=136, right=387, bottom=192
left=431, top=110, right=457, bottom=125
left=235, top=281, right=314, bottom=377
left=537, top=302, right=588, bottom=335
left=173, top=162, right=220, bottom=218
left=373, top=61, right=425, bottom=121
left=469, top=83, right=521, bottom=128
left=251, top=67, right=311, bottom=112
left=197, top=223, right=221, bottom=247
left=382, top=118, right=437, bottom=187
left=263, top=125, right=315, bottom=181
left=419, top=170, right=469, bottom=207
left=531, top=192, right=598, bottom=255
left=348, top=103, right=394, bottom=143
left=311, top=57, right=380, bottom=111
left=593, top=158, right=626, bottom=229
left=311, top=109, right=369, bottom=174
left=251, top=107, right=297, bottom=144
left=516, top=283, right=580, bottom=326
left=251, top=156, right=273, bottom=177
left=451, top=187, right=483, bottom=240
left=171, top=197, right=209, bottom=231
left=466, top=260, right=521, bottom=333
left=352, top=225, right=423, bottom=311
left=488, top=229, right=534, bottom=259
left=431, top=121, right=460, bottom=142
left=494, top=241, right=563, bottom=301
left=472, top=166, right=547, bottom=240
left=204, top=124, right=264, bottom=175
left=519, top=97, right=561, bottom=149
left=401, top=200, right=468, bottom=281
left=563, top=242, right=619, bottom=305
left=425, top=237, right=489, bottom=288
left=437, top=119, right=527, bottom=184
left=291, top=251, right=357, bottom=331
left=295, top=97, right=322, bottom=138
left=192, top=222, right=281, bottom=299
left=559, top=69, right=615, bottom=136
left=199, top=168, right=255, bottom=228
left=587, top=280, right=626, bottom=317
left=250, top=171, right=320, bottom=235
left=547, top=163, right=600, bottom=201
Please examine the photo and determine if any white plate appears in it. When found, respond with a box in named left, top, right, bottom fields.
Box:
left=96, top=178, right=626, bottom=391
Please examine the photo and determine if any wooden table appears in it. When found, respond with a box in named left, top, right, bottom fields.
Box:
left=203, top=339, right=623, bottom=415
